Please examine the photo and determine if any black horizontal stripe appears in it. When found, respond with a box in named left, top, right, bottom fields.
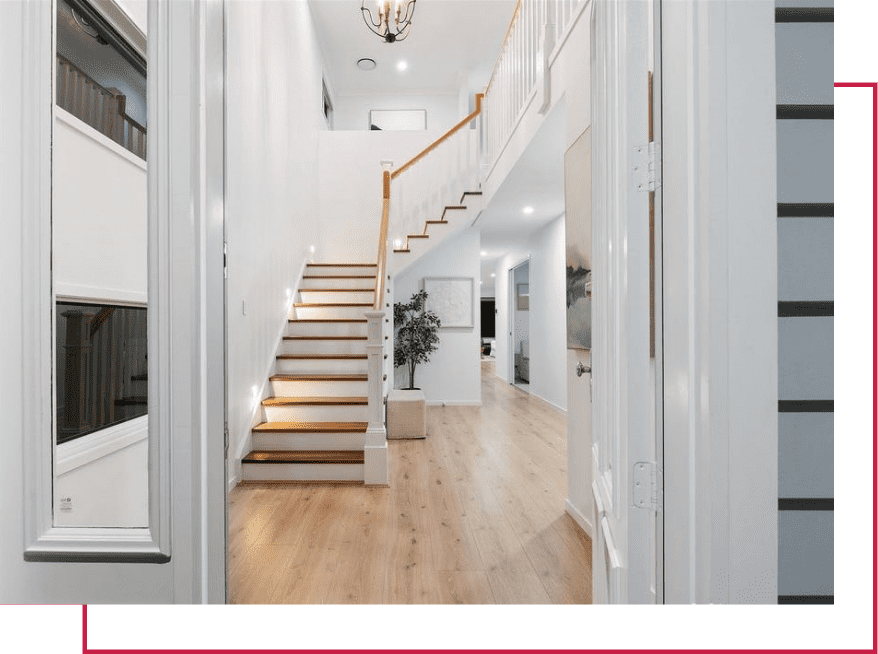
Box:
left=778, top=301, right=834, bottom=317
left=778, top=595, right=834, bottom=604
left=776, top=7, right=833, bottom=23
left=777, top=104, right=834, bottom=120
left=778, top=203, right=834, bottom=217
left=778, top=400, right=834, bottom=412
left=779, top=498, right=834, bottom=511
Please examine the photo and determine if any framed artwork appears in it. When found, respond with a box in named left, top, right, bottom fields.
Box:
left=564, top=127, right=592, bottom=350
left=517, top=283, right=529, bottom=310
left=422, top=277, right=474, bottom=328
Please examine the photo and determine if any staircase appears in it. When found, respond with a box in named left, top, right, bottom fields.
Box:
left=241, top=263, right=384, bottom=484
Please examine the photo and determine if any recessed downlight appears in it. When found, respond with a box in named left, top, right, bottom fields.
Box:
left=523, top=205, right=535, bottom=215
left=357, top=57, right=377, bottom=71
left=480, top=250, right=488, bottom=256
left=491, top=273, right=496, bottom=278
left=396, top=60, right=408, bottom=72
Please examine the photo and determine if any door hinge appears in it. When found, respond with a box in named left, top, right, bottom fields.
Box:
left=633, top=142, right=660, bottom=192
left=633, top=461, right=658, bottom=510
left=223, top=242, right=228, bottom=279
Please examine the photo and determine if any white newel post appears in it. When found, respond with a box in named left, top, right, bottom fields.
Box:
left=364, top=310, right=388, bottom=485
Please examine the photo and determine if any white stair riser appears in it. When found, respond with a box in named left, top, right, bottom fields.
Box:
left=286, top=321, right=367, bottom=337
left=293, top=306, right=372, bottom=320
left=242, top=462, right=364, bottom=482
left=270, top=379, right=367, bottom=396
left=299, top=290, right=375, bottom=304
left=280, top=339, right=366, bottom=355
left=390, top=201, right=482, bottom=277
left=300, top=277, right=376, bottom=290
left=305, top=266, right=376, bottom=277
left=252, top=432, right=366, bottom=452
left=263, top=404, right=368, bottom=422
left=275, top=358, right=368, bottom=375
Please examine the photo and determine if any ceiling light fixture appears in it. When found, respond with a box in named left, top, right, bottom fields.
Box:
left=357, top=57, right=377, bottom=71
left=523, top=206, right=535, bottom=215
left=361, top=0, right=417, bottom=43
left=480, top=251, right=488, bottom=256
left=396, top=60, right=408, bottom=72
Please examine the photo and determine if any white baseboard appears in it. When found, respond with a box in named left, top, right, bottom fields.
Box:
left=227, top=472, right=239, bottom=493
left=56, top=416, right=148, bottom=476
left=529, top=391, right=567, bottom=415
left=425, top=400, right=483, bottom=407
left=565, top=498, right=594, bottom=540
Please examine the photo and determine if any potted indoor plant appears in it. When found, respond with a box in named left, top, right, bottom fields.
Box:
left=393, top=289, right=441, bottom=389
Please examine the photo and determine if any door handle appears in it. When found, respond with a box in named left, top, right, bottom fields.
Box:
left=576, top=361, right=591, bottom=377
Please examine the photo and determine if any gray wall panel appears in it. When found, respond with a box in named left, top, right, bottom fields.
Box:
left=778, top=317, right=833, bottom=400
left=778, top=511, right=834, bottom=595
left=778, top=217, right=833, bottom=300
left=777, top=120, right=834, bottom=203
left=778, top=413, right=833, bottom=497
left=776, top=25, right=834, bottom=105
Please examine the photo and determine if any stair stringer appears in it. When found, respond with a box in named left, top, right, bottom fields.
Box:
left=388, top=193, right=484, bottom=277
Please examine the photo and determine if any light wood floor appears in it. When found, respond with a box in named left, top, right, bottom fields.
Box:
left=227, top=359, right=592, bottom=604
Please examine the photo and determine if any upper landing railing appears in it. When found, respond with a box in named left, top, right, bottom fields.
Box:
left=374, top=0, right=589, bottom=309
left=56, top=55, right=147, bottom=160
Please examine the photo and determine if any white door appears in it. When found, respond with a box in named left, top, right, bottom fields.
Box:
left=589, top=0, right=663, bottom=604
left=0, top=0, right=225, bottom=604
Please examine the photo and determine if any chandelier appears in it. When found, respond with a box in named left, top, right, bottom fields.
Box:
left=361, top=0, right=417, bottom=43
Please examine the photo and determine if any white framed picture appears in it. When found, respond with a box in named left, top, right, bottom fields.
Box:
left=422, top=277, right=474, bottom=329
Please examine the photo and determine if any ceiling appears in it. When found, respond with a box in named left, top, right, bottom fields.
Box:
left=476, top=101, right=566, bottom=275
left=309, top=0, right=517, bottom=97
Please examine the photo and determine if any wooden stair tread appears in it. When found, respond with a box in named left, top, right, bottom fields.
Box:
left=302, top=275, right=377, bottom=279
left=444, top=205, right=467, bottom=210
left=277, top=354, right=367, bottom=360
left=407, top=234, right=429, bottom=238
left=299, top=288, right=375, bottom=292
left=270, top=373, right=368, bottom=381
left=426, top=220, right=448, bottom=224
left=289, top=318, right=367, bottom=323
left=243, top=450, right=365, bottom=464
left=263, top=396, right=367, bottom=406
left=306, top=263, right=377, bottom=267
left=283, top=335, right=367, bottom=341
left=394, top=249, right=410, bottom=253
left=253, top=421, right=368, bottom=433
left=294, top=302, right=373, bottom=307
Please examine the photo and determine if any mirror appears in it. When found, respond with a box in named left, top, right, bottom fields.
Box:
left=52, top=0, right=148, bottom=528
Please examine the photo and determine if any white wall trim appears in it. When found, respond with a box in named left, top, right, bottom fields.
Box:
left=227, top=473, right=239, bottom=494
left=425, top=400, right=483, bottom=407
left=55, top=107, right=147, bottom=171
left=525, top=390, right=566, bottom=415
left=55, top=283, right=148, bottom=306
left=548, top=0, right=592, bottom=69
left=56, top=416, right=148, bottom=476
left=565, top=498, right=594, bottom=539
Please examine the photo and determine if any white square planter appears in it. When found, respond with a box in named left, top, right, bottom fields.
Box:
left=387, top=389, right=427, bottom=439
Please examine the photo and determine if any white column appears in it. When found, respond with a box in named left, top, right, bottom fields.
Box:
left=364, top=310, right=388, bottom=485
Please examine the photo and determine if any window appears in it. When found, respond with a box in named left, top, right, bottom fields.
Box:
left=55, top=302, right=148, bottom=445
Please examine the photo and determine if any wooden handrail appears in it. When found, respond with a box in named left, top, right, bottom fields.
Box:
left=483, top=0, right=523, bottom=97
left=375, top=170, right=391, bottom=310
left=390, top=93, right=484, bottom=179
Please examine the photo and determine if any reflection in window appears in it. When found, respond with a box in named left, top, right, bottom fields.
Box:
left=55, top=302, right=147, bottom=445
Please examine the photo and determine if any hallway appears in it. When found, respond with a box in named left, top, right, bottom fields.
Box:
left=228, top=359, right=592, bottom=604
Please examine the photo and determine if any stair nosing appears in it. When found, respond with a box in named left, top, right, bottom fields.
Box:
left=288, top=319, right=368, bottom=323
left=263, top=396, right=368, bottom=406
left=294, top=303, right=373, bottom=307
left=283, top=336, right=367, bottom=341
left=306, top=263, right=377, bottom=267
left=252, top=421, right=368, bottom=433
left=243, top=449, right=366, bottom=464
left=269, top=373, right=368, bottom=381
left=277, top=354, right=367, bottom=360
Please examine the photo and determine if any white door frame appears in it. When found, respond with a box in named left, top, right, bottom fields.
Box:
left=507, top=257, right=530, bottom=384
left=661, top=0, right=778, bottom=603
left=1, top=0, right=225, bottom=602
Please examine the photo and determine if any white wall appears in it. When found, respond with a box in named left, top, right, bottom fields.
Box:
left=54, top=418, right=148, bottom=527
left=53, top=110, right=147, bottom=303
left=225, top=0, right=328, bottom=481
left=393, top=228, right=482, bottom=405
left=493, top=216, right=567, bottom=411
left=317, top=128, right=447, bottom=262
left=333, top=93, right=460, bottom=131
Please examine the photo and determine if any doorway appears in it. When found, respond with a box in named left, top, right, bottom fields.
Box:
left=509, top=260, right=530, bottom=391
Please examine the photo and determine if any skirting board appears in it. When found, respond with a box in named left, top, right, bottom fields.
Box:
left=565, top=498, right=594, bottom=540
left=425, top=401, right=483, bottom=407
left=227, top=473, right=239, bottom=493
